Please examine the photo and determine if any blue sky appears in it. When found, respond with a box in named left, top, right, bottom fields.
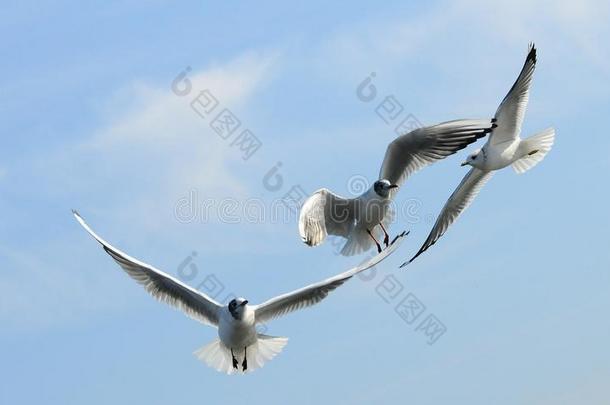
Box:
left=2, top=1, right=610, bottom=404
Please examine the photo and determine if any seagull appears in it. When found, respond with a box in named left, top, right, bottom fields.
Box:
left=403, top=43, right=555, bottom=266
left=73, top=210, right=407, bottom=374
left=299, top=119, right=496, bottom=256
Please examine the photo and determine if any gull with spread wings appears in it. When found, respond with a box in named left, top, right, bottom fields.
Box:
left=299, top=119, right=495, bottom=256
left=73, top=211, right=407, bottom=374
left=404, top=44, right=555, bottom=266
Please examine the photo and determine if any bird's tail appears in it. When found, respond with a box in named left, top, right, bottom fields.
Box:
left=248, top=334, right=289, bottom=370
left=193, top=334, right=288, bottom=374
left=340, top=229, right=374, bottom=256
left=512, top=128, right=555, bottom=174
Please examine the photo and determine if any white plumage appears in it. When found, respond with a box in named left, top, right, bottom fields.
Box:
left=73, top=210, right=407, bottom=374
left=405, top=43, right=555, bottom=266
left=299, top=119, right=495, bottom=256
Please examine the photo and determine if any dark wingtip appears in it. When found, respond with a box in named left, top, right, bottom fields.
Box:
left=404, top=238, right=440, bottom=268
left=527, top=42, right=537, bottom=64
left=400, top=252, right=419, bottom=268
left=390, top=230, right=410, bottom=245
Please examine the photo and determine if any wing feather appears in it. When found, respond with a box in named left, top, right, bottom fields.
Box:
left=402, top=168, right=493, bottom=266
left=379, top=119, right=494, bottom=190
left=73, top=211, right=222, bottom=327
left=490, top=43, right=537, bottom=145
left=298, top=189, right=356, bottom=246
left=254, top=231, right=408, bottom=323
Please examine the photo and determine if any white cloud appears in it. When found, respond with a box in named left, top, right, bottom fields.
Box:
left=90, top=51, right=277, bottom=147
left=36, top=50, right=280, bottom=232
left=86, top=50, right=277, bottom=193
left=0, top=51, right=279, bottom=330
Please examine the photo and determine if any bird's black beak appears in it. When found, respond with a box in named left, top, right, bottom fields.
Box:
left=460, top=162, right=468, bottom=167
left=240, top=300, right=248, bottom=306
left=388, top=184, right=399, bottom=189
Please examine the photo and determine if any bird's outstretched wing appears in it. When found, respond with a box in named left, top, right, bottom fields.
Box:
left=379, top=119, right=495, bottom=192
left=299, top=188, right=356, bottom=246
left=489, top=43, right=537, bottom=146
left=253, top=231, right=408, bottom=323
left=402, top=168, right=493, bottom=266
left=73, top=211, right=223, bottom=327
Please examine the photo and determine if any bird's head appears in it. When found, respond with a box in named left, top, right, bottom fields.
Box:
left=373, top=179, right=399, bottom=198
left=228, top=297, right=249, bottom=319
left=461, top=149, right=482, bottom=168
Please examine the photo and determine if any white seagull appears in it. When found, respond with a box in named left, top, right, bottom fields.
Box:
left=73, top=210, right=407, bottom=374
left=404, top=44, right=555, bottom=266
left=299, top=119, right=495, bottom=256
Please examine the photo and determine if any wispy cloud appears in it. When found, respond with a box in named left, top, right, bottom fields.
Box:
left=0, top=50, right=279, bottom=330
left=85, top=50, right=277, bottom=194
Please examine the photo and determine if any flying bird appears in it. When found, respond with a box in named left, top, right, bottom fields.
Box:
left=299, top=119, right=495, bottom=256
left=404, top=43, right=555, bottom=266
left=73, top=210, right=407, bottom=374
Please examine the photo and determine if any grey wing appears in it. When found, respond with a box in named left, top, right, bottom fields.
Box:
left=253, top=231, right=408, bottom=323
left=379, top=119, right=494, bottom=190
left=298, top=188, right=356, bottom=246
left=402, top=168, right=493, bottom=266
left=490, top=43, right=537, bottom=145
left=73, top=211, right=222, bottom=327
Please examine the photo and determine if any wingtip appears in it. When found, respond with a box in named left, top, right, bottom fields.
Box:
left=400, top=255, right=417, bottom=268
left=527, top=42, right=537, bottom=64
left=390, top=230, right=410, bottom=245
left=404, top=250, right=424, bottom=267
left=72, top=210, right=89, bottom=229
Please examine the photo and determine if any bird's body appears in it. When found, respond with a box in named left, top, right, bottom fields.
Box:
left=354, top=187, right=392, bottom=229
left=218, top=304, right=257, bottom=350
left=73, top=210, right=407, bottom=374
left=405, top=44, right=555, bottom=266
left=345, top=186, right=395, bottom=255
left=299, top=119, right=496, bottom=256
left=478, top=140, right=520, bottom=171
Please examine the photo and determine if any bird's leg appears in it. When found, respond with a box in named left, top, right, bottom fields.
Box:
left=242, top=347, right=248, bottom=371
left=367, top=229, right=382, bottom=253
left=379, top=223, right=390, bottom=247
left=528, top=149, right=539, bottom=156
left=231, top=348, right=238, bottom=370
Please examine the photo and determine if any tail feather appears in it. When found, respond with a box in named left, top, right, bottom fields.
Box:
left=340, top=230, right=374, bottom=256
left=194, top=339, right=236, bottom=374
left=513, top=128, right=555, bottom=174
left=253, top=334, right=288, bottom=369
left=194, top=334, right=288, bottom=374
